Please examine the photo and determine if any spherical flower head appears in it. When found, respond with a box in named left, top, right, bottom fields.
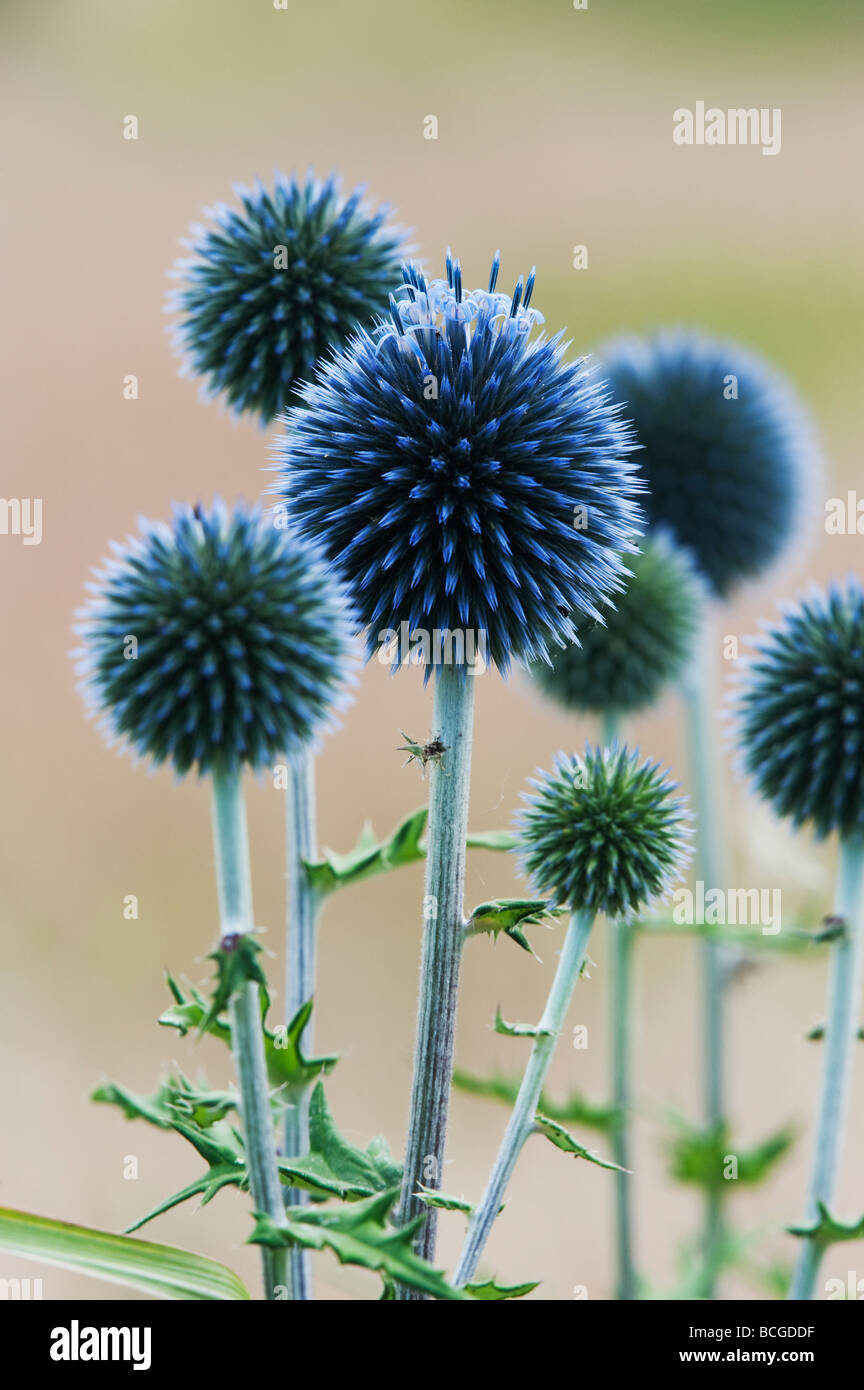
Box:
left=517, top=744, right=692, bottom=919
left=736, top=581, right=864, bottom=841
left=529, top=529, right=705, bottom=716
left=75, top=500, right=355, bottom=776
left=169, top=173, right=405, bottom=424
left=597, top=330, right=816, bottom=598
left=272, top=253, right=644, bottom=674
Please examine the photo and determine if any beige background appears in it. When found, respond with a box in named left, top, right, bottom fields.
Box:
left=1, top=0, right=862, bottom=1299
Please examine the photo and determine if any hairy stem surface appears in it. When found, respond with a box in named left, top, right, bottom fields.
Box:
left=454, top=907, right=596, bottom=1286
left=788, top=835, right=864, bottom=1300
left=396, top=664, right=475, bottom=1296
left=211, top=765, right=289, bottom=1301
left=283, top=747, right=319, bottom=1300
left=682, top=619, right=730, bottom=1298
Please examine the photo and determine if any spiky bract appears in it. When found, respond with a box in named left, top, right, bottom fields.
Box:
left=517, top=744, right=692, bottom=918
left=76, top=499, right=354, bottom=775
left=598, top=330, right=814, bottom=597
left=736, top=581, right=864, bottom=840
left=170, top=173, right=404, bottom=424
left=529, top=530, right=705, bottom=715
left=273, top=255, right=644, bottom=673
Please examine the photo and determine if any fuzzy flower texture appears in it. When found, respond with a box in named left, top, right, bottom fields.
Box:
left=76, top=500, right=354, bottom=775
left=737, top=580, right=864, bottom=841
left=170, top=173, right=404, bottom=424
left=275, top=254, right=644, bottom=673
left=518, top=744, right=692, bottom=919
left=530, top=529, right=705, bottom=717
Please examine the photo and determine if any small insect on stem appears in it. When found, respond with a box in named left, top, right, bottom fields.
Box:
left=398, top=731, right=448, bottom=776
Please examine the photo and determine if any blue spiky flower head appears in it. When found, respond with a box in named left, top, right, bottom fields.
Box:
left=529, top=530, right=705, bottom=716
left=517, top=744, right=692, bottom=919
left=169, top=173, right=404, bottom=424
left=736, top=581, right=864, bottom=841
left=598, top=330, right=815, bottom=598
left=75, top=499, right=355, bottom=776
left=272, top=253, right=644, bottom=674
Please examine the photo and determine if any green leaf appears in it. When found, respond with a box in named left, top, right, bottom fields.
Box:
left=200, top=933, right=269, bottom=1036
left=466, top=898, right=558, bottom=957
left=668, top=1121, right=794, bottom=1190
left=0, top=1207, right=249, bottom=1300
left=788, top=1202, right=864, bottom=1247
left=452, top=1068, right=617, bottom=1132
left=303, top=808, right=515, bottom=897
left=493, top=1006, right=552, bottom=1039
left=125, top=1167, right=244, bottom=1234
left=159, top=980, right=337, bottom=1096
left=93, top=1075, right=236, bottom=1132
left=466, top=1276, right=539, bottom=1300
left=533, top=1113, right=625, bottom=1172
left=91, top=1080, right=175, bottom=1129
left=416, top=1188, right=476, bottom=1216
left=251, top=1189, right=468, bottom=1300
left=277, top=1083, right=401, bottom=1201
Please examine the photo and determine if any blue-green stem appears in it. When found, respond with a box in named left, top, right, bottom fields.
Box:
left=454, top=907, right=596, bottom=1286
left=788, top=835, right=864, bottom=1301
left=396, top=662, right=475, bottom=1297
left=283, top=747, right=319, bottom=1300
left=210, top=764, right=289, bottom=1301
left=681, top=618, right=729, bottom=1298
left=600, top=710, right=637, bottom=1298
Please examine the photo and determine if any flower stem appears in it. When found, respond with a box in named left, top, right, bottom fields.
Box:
left=788, top=835, right=864, bottom=1301
left=454, top=907, right=596, bottom=1287
left=396, top=663, right=475, bottom=1296
left=611, top=917, right=636, bottom=1299
left=283, top=747, right=319, bottom=1301
left=210, top=764, right=289, bottom=1301
left=681, top=618, right=729, bottom=1298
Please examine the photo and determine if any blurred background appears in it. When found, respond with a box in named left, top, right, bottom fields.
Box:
left=1, top=0, right=862, bottom=1300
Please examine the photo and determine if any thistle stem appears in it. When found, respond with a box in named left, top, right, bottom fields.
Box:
left=283, top=747, right=319, bottom=1301
left=210, top=764, right=289, bottom=1301
left=396, top=663, right=475, bottom=1296
left=454, top=907, right=596, bottom=1287
left=611, top=917, right=636, bottom=1299
left=681, top=620, right=729, bottom=1298
left=788, top=835, right=864, bottom=1300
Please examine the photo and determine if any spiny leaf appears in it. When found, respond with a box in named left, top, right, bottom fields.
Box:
left=125, top=1167, right=244, bottom=1234
left=93, top=1075, right=236, bottom=1132
left=251, top=1189, right=468, bottom=1301
left=466, top=1276, right=539, bottom=1300
left=302, top=808, right=515, bottom=896
left=277, top=1083, right=401, bottom=1201
left=493, top=1006, right=552, bottom=1039
left=466, top=898, right=559, bottom=958
left=788, top=1202, right=864, bottom=1247
left=200, top=933, right=269, bottom=1036
left=534, top=1114, right=625, bottom=1172
left=416, top=1188, right=476, bottom=1216
left=668, top=1120, right=794, bottom=1190
left=159, top=979, right=337, bottom=1096
left=453, top=1068, right=617, bottom=1132
left=0, top=1207, right=249, bottom=1300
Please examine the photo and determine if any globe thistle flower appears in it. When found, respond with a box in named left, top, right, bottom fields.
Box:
left=273, top=253, right=644, bottom=674
left=517, top=745, right=692, bottom=919
left=529, top=530, right=705, bottom=717
left=597, top=330, right=815, bottom=598
left=76, top=499, right=354, bottom=775
left=169, top=173, right=404, bottom=424
left=736, top=581, right=864, bottom=841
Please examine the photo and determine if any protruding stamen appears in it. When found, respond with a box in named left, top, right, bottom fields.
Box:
left=489, top=250, right=501, bottom=294
left=510, top=275, right=524, bottom=317
left=524, top=266, right=536, bottom=309
left=388, top=294, right=404, bottom=334
left=454, top=260, right=463, bottom=304
left=445, top=248, right=454, bottom=289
